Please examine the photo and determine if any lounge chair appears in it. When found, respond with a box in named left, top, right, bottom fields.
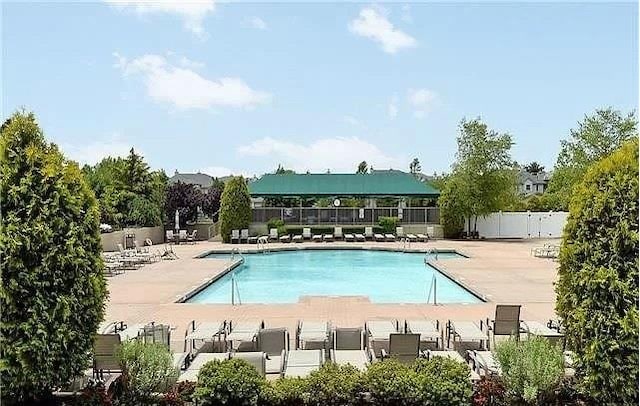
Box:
left=365, top=227, right=374, bottom=240
left=231, top=352, right=267, bottom=377
left=303, top=227, right=312, bottom=240
left=269, top=228, right=279, bottom=242
left=366, top=320, right=399, bottom=356
left=396, top=227, right=405, bottom=239
left=248, top=234, right=259, bottom=244
left=240, top=229, right=249, bottom=243
left=165, top=230, right=175, bottom=243
left=488, top=304, right=521, bottom=346
left=116, top=322, right=146, bottom=340
left=323, top=233, right=334, bottom=242
left=257, top=328, right=289, bottom=375
left=331, top=327, right=373, bottom=370
left=179, top=230, right=187, bottom=241
left=468, top=350, right=501, bottom=377
left=380, top=333, right=421, bottom=364
left=279, top=234, right=291, bottom=243
left=296, top=320, right=330, bottom=350
left=447, top=320, right=488, bottom=351
left=93, top=334, right=122, bottom=378
left=292, top=234, right=303, bottom=243
left=405, top=320, right=441, bottom=350
left=231, top=229, right=240, bottom=244
left=226, top=320, right=263, bottom=351
left=344, top=233, right=355, bottom=242
left=384, top=233, right=396, bottom=242
left=416, top=233, right=429, bottom=242
left=283, top=349, right=324, bottom=378
left=374, top=233, right=385, bottom=242
left=355, top=233, right=365, bottom=242
left=184, top=320, right=226, bottom=356
left=312, top=234, right=323, bottom=242
left=521, top=320, right=564, bottom=346
left=178, top=353, right=231, bottom=382
left=334, top=227, right=343, bottom=240
left=186, top=230, right=197, bottom=244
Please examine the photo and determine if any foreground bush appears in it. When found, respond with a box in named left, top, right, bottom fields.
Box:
left=364, top=360, right=421, bottom=406
left=495, top=336, right=564, bottom=404
left=555, top=138, right=639, bottom=404
left=0, top=112, right=108, bottom=403
left=305, top=363, right=365, bottom=406
left=219, top=177, right=252, bottom=243
left=261, top=377, right=308, bottom=406
left=194, top=358, right=265, bottom=405
left=413, top=357, right=473, bottom=405
left=116, top=340, right=178, bottom=404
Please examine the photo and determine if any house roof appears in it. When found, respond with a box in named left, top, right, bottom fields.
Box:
left=249, top=171, right=440, bottom=197
left=168, top=172, right=214, bottom=188
left=518, top=170, right=550, bottom=185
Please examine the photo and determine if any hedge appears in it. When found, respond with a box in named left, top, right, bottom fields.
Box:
left=555, top=138, right=639, bottom=404
left=0, top=112, right=108, bottom=403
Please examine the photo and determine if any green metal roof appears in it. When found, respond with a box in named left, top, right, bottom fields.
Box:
left=249, top=172, right=440, bottom=197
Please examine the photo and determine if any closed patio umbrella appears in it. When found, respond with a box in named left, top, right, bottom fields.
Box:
left=175, top=210, right=180, bottom=232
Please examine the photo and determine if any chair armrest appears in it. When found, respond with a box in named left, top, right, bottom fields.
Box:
left=368, top=348, right=377, bottom=363
left=380, top=349, right=388, bottom=359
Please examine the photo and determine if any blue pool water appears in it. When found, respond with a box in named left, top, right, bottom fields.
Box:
left=187, top=250, right=480, bottom=304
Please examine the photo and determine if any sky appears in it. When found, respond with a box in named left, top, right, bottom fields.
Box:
left=2, top=1, right=638, bottom=178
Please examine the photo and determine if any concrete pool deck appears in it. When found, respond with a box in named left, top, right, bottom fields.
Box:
left=104, top=239, right=560, bottom=350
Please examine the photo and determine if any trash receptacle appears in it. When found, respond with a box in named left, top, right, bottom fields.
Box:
left=124, top=233, right=136, bottom=249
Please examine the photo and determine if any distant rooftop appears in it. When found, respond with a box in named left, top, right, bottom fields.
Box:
left=249, top=171, right=439, bottom=197
left=169, top=171, right=215, bottom=188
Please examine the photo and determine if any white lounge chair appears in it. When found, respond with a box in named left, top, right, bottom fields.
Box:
left=355, top=233, right=365, bottom=242
left=366, top=320, right=399, bottom=356
left=257, top=328, right=288, bottom=375
left=344, top=233, right=355, bottom=242
left=331, top=327, right=373, bottom=371
left=521, top=320, right=564, bottom=346
left=269, top=228, right=279, bottom=242
left=447, top=320, right=488, bottom=350
left=178, top=353, right=230, bottom=382
left=312, top=234, right=323, bottom=242
left=405, top=320, right=441, bottom=350
left=384, top=233, right=396, bottom=242
left=226, top=320, right=263, bottom=351
left=365, top=227, right=374, bottom=240
left=179, top=229, right=187, bottom=241
left=380, top=333, right=421, bottom=364
left=323, top=234, right=334, bottom=242
left=184, top=320, right=226, bottom=356
left=165, top=230, right=175, bottom=243
left=468, top=350, right=501, bottom=377
left=284, top=349, right=324, bottom=378
left=297, top=320, right=330, bottom=350
left=374, top=233, right=385, bottom=242
left=334, top=227, right=343, bottom=240
left=292, top=234, right=303, bottom=243
left=231, top=229, right=240, bottom=244
left=303, top=228, right=312, bottom=240
left=240, top=229, right=249, bottom=243
left=232, top=352, right=267, bottom=377
left=279, top=234, right=291, bottom=243
left=396, top=227, right=405, bottom=239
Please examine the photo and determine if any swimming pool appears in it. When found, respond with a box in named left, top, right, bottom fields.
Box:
left=186, top=249, right=480, bottom=304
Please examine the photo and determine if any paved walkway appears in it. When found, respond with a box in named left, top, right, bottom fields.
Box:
left=105, top=239, right=560, bottom=350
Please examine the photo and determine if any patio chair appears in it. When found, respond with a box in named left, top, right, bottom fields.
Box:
left=312, top=233, right=323, bottom=242
left=240, top=229, right=249, bottom=243
left=257, top=328, right=289, bottom=375
left=269, top=228, right=279, bottom=241
left=366, top=320, right=399, bottom=356
left=521, top=320, right=565, bottom=346
left=227, top=320, right=264, bottom=351
left=427, top=226, right=435, bottom=238
left=416, top=233, right=429, bottom=242
left=374, top=233, right=385, bottom=242
left=405, top=320, right=441, bottom=350
left=380, top=333, right=421, bottom=364
left=184, top=320, right=226, bottom=358
left=179, top=230, right=187, bottom=240
left=292, top=234, right=303, bottom=243
left=487, top=304, right=521, bottom=347
left=165, top=230, right=174, bottom=243
left=178, top=353, right=231, bottom=382
left=365, top=227, right=374, bottom=240
left=396, top=227, right=405, bottom=238
left=384, top=233, right=396, bottom=242
left=186, top=230, right=197, bottom=244
left=468, top=350, right=501, bottom=377
left=323, top=233, right=334, bottom=242
left=279, top=234, right=291, bottom=243
left=355, top=233, right=365, bottom=242
left=140, top=323, right=172, bottom=348
left=93, top=334, right=122, bottom=379
left=331, top=327, right=373, bottom=370
left=231, top=352, right=267, bottom=377
left=231, top=229, right=240, bottom=244
left=303, top=227, right=312, bottom=240
left=447, top=320, right=488, bottom=351
left=283, top=349, right=324, bottom=378
left=344, top=233, right=355, bottom=242
left=296, top=320, right=330, bottom=350
left=334, top=227, right=343, bottom=240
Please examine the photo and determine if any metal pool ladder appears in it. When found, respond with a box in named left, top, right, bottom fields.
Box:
left=231, top=274, right=242, bottom=305
left=426, top=274, right=437, bottom=305
left=400, top=237, right=411, bottom=252
left=257, top=236, right=270, bottom=253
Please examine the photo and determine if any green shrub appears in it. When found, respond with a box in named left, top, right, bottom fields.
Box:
left=555, top=138, right=638, bottom=404
left=377, top=216, right=399, bottom=233
left=219, top=177, right=252, bottom=243
left=305, top=363, right=365, bottom=405
left=261, top=377, right=308, bottom=406
left=117, top=340, right=178, bottom=404
left=194, top=358, right=265, bottom=406
left=494, top=336, right=564, bottom=404
left=438, top=177, right=466, bottom=238
left=364, top=360, right=420, bottom=406
left=413, top=357, right=472, bottom=405
left=0, top=112, right=108, bottom=403
left=267, top=218, right=287, bottom=236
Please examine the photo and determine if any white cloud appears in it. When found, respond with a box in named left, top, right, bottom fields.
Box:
left=387, top=95, right=399, bottom=119
left=348, top=7, right=417, bottom=54
left=407, top=88, right=438, bottom=118
left=104, top=0, right=215, bottom=37
left=63, top=134, right=136, bottom=166
left=343, top=115, right=360, bottom=126
left=178, top=56, right=204, bottom=69
left=237, top=136, right=402, bottom=173
left=247, top=16, right=267, bottom=30
left=113, top=52, right=271, bottom=110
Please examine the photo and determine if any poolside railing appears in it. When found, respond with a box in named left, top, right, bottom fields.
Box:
left=252, top=207, right=440, bottom=225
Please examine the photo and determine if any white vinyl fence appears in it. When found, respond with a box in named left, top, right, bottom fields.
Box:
left=465, top=211, right=569, bottom=239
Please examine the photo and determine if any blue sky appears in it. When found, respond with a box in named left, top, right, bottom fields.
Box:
left=2, top=1, right=638, bottom=177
